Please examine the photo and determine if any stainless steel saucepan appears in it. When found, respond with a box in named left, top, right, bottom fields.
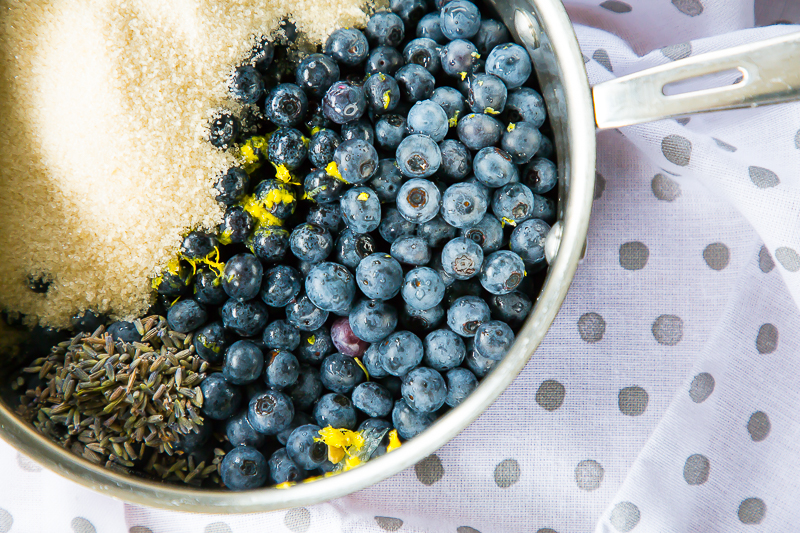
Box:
left=0, top=0, right=797, bottom=512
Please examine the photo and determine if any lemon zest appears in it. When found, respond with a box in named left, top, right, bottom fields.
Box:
left=448, top=110, right=460, bottom=128
left=357, top=191, right=370, bottom=201
left=237, top=135, right=270, bottom=174
left=217, top=229, right=233, bottom=246
left=342, top=455, right=362, bottom=471
left=471, top=51, right=481, bottom=58
left=325, top=161, right=350, bottom=184
left=315, top=426, right=366, bottom=465
left=459, top=71, right=467, bottom=81
left=275, top=481, right=295, bottom=489
left=302, top=475, right=324, bottom=483
left=328, top=445, right=345, bottom=464
left=507, top=122, right=516, bottom=132
left=241, top=194, right=286, bottom=228
left=501, top=217, right=517, bottom=227
left=310, top=126, right=321, bottom=136
left=354, top=357, right=369, bottom=380
left=307, top=335, right=316, bottom=345
left=386, top=429, right=402, bottom=453
left=382, top=90, right=392, bottom=110
left=273, top=163, right=294, bottom=184
left=170, top=295, right=181, bottom=307
left=484, top=107, right=500, bottom=115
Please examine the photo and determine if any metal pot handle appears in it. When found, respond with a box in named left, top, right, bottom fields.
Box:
left=592, top=31, right=800, bottom=129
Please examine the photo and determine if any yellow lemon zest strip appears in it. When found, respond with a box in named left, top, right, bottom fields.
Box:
left=357, top=191, right=370, bottom=201
left=386, top=429, right=402, bottom=452
left=448, top=110, right=460, bottom=128
left=507, top=122, right=516, bottom=132
left=354, top=357, right=369, bottom=381
left=307, top=335, right=316, bottom=345
left=484, top=107, right=500, bottom=115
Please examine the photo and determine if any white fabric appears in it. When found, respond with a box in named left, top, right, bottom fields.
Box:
left=2, top=1, right=800, bottom=532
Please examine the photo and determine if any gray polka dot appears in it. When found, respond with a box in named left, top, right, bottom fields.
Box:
left=457, top=527, right=481, bottom=533
left=713, top=138, right=737, bottom=152
left=536, top=529, right=558, bottom=533
left=575, top=459, right=604, bottom=491
left=129, top=527, right=154, bottom=533
left=599, top=0, right=632, bottom=13
left=618, top=386, right=648, bottom=416
left=738, top=498, right=767, bottom=524
left=747, top=411, right=771, bottom=442
left=748, top=166, right=780, bottom=188
left=609, top=502, right=640, bottom=532
left=672, top=0, right=704, bottom=16
left=578, top=312, right=606, bottom=342
left=593, top=49, right=613, bottom=72
left=594, top=171, right=606, bottom=200
left=494, top=458, right=521, bottom=488
left=285, top=508, right=311, bottom=533
left=775, top=247, right=800, bottom=272
left=651, top=173, right=681, bottom=201
left=795, top=129, right=800, bottom=149
left=756, top=324, right=778, bottom=354
left=375, top=517, right=403, bottom=531
left=661, top=42, right=691, bottom=61
left=652, top=314, right=683, bottom=345
left=683, top=454, right=710, bottom=485
left=536, top=380, right=565, bottom=411
left=205, top=523, right=233, bottom=533
left=759, top=245, right=775, bottom=273
left=0, top=509, right=12, bottom=533
left=16, top=452, right=42, bottom=472
left=675, top=117, right=691, bottom=126
left=703, top=243, right=730, bottom=270
left=414, top=454, right=444, bottom=485
left=71, top=518, right=97, bottom=533
left=619, top=241, right=649, bottom=270
left=689, top=372, right=714, bottom=403
left=661, top=135, right=692, bottom=166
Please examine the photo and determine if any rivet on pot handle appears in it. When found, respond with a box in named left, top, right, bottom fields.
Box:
left=592, top=31, right=800, bottom=129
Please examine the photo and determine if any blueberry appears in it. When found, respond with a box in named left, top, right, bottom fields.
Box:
left=220, top=446, right=268, bottom=491
left=365, top=46, right=405, bottom=75
left=228, top=66, right=264, bottom=104
left=348, top=299, right=398, bottom=343
left=356, top=253, right=404, bottom=300
left=394, top=64, right=436, bottom=103
left=295, top=54, right=340, bottom=98
left=194, top=321, right=228, bottom=363
left=200, top=372, right=242, bottom=420
left=403, top=38, right=441, bottom=75
left=464, top=345, right=498, bottom=377
left=350, top=382, right=392, bottom=418
left=390, top=0, right=427, bottom=27
left=71, top=310, right=105, bottom=333
left=285, top=295, right=329, bottom=332
left=468, top=73, right=508, bottom=115
left=268, top=448, right=305, bottom=484
left=472, top=19, right=510, bottom=55
left=334, top=139, right=379, bottom=184
left=222, top=340, right=265, bottom=385
left=248, top=38, right=275, bottom=74
left=474, top=320, right=515, bottom=361
left=289, top=223, right=333, bottom=263
left=486, top=43, right=532, bottom=89
left=319, top=353, right=365, bottom=394
left=416, top=215, right=457, bottom=248
left=267, top=127, right=308, bottom=170
left=531, top=194, right=556, bottom=223
left=375, top=115, right=407, bottom=151
left=313, top=393, right=358, bottom=429
left=297, top=327, right=333, bottom=364
left=335, top=229, right=377, bottom=269
left=481, top=250, right=526, bottom=295
left=422, top=328, right=465, bottom=371
left=325, top=28, right=369, bottom=66
left=445, top=367, right=478, bottom=407
left=441, top=183, right=488, bottom=229
left=488, top=291, right=532, bottom=327
left=364, top=73, right=401, bottom=115
left=521, top=157, right=557, bottom=194
left=441, top=237, right=484, bottom=281
left=392, top=399, right=436, bottom=439
left=443, top=279, right=482, bottom=308
left=221, top=298, right=269, bottom=337
left=406, top=101, right=448, bottom=143
left=226, top=411, right=267, bottom=448
left=265, top=83, right=308, bottom=127
left=264, top=349, right=301, bottom=389
left=417, top=12, right=445, bottom=43
left=504, top=88, right=546, bottom=127
left=289, top=366, right=324, bottom=410
left=340, top=187, right=382, bottom=233
left=305, top=262, right=356, bottom=314
left=457, top=112, right=502, bottom=150
left=153, top=261, right=191, bottom=297
left=440, top=0, right=481, bottom=40
left=286, top=424, right=328, bottom=470
left=306, top=203, right=342, bottom=232
left=323, top=81, right=367, bottom=124
left=254, top=180, right=297, bottom=221
left=304, top=169, right=345, bottom=204
left=402, top=267, right=445, bottom=311
left=362, top=344, right=389, bottom=379
left=401, top=367, right=447, bottom=413
left=461, top=214, right=504, bottom=252
left=431, top=87, right=466, bottom=126
left=378, top=330, right=424, bottom=377
left=208, top=111, right=240, bottom=149
left=510, top=218, right=550, bottom=265
left=447, top=295, right=491, bottom=336
left=248, top=390, right=294, bottom=435
left=222, top=253, right=263, bottom=301
left=106, top=321, right=142, bottom=344
left=215, top=167, right=250, bottom=206
left=341, top=119, right=375, bottom=145
left=440, top=39, right=479, bottom=77
left=492, top=183, right=535, bottom=225
left=400, top=303, right=446, bottom=332
left=391, top=236, right=431, bottom=265
left=194, top=267, right=228, bottom=305
left=437, top=140, right=472, bottom=182
left=262, top=320, right=301, bottom=351
left=219, top=206, right=255, bottom=244
left=305, top=100, right=334, bottom=133
left=166, top=299, right=207, bottom=333
left=249, top=226, right=290, bottom=263
left=181, top=231, right=217, bottom=260
left=276, top=411, right=314, bottom=447
left=330, top=316, right=368, bottom=357
left=396, top=136, right=442, bottom=180
left=366, top=12, right=405, bottom=47
left=379, top=206, right=417, bottom=243
left=537, top=135, right=554, bottom=158
left=308, top=129, right=342, bottom=169
left=473, top=147, right=518, bottom=188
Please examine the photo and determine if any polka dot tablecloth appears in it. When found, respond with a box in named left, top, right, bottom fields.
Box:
left=2, top=1, right=800, bottom=532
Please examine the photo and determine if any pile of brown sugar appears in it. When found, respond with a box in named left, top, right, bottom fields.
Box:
left=0, top=0, right=369, bottom=328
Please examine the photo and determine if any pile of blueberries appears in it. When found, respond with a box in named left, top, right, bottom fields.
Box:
left=159, top=0, right=557, bottom=491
